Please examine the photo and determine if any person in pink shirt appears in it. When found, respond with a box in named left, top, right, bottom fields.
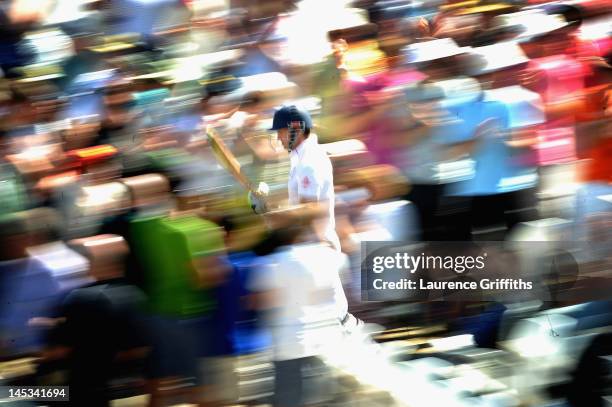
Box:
left=510, top=5, right=593, bottom=209
left=517, top=6, right=587, bottom=168
left=319, top=24, right=425, bottom=166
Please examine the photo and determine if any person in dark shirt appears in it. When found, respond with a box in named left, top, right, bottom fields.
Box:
left=49, top=235, right=150, bottom=407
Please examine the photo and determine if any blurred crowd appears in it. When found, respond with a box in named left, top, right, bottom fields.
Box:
left=0, top=0, right=611, bottom=406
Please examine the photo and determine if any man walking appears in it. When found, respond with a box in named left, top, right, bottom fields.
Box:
left=269, top=105, right=341, bottom=252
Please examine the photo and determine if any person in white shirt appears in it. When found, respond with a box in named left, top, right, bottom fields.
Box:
left=249, top=216, right=348, bottom=407
left=269, top=105, right=341, bottom=252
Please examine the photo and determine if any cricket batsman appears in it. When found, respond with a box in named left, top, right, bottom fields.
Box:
left=257, top=104, right=341, bottom=252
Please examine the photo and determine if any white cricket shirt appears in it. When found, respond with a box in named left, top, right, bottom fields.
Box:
left=288, top=134, right=341, bottom=251
left=249, top=242, right=349, bottom=361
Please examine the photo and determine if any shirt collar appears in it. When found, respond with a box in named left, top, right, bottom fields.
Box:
left=292, top=133, right=318, bottom=160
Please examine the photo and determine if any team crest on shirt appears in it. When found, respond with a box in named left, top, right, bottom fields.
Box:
left=302, top=176, right=311, bottom=189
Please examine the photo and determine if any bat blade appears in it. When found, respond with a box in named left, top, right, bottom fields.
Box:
left=205, top=125, right=254, bottom=192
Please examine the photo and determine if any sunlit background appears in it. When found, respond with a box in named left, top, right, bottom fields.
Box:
left=0, top=0, right=610, bottom=406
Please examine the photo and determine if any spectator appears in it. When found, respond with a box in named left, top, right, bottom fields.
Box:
left=250, top=209, right=349, bottom=407
left=48, top=235, right=150, bottom=407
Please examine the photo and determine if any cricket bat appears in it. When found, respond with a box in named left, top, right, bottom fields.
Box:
left=205, top=125, right=268, bottom=197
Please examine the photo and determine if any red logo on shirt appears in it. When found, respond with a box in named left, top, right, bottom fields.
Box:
left=302, top=176, right=311, bottom=189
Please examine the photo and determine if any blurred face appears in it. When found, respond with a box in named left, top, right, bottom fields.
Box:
left=33, top=99, right=64, bottom=122
left=276, top=129, right=289, bottom=148
left=418, top=56, right=461, bottom=80
left=277, top=128, right=289, bottom=149
left=63, top=116, right=101, bottom=150
left=520, top=32, right=571, bottom=59
left=204, top=96, right=240, bottom=115
left=476, top=64, right=527, bottom=89
left=259, top=40, right=288, bottom=64
left=104, top=93, right=133, bottom=128
left=332, top=39, right=348, bottom=67
left=273, top=127, right=305, bottom=152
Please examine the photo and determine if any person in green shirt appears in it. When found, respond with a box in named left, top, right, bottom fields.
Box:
left=118, top=173, right=230, bottom=406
